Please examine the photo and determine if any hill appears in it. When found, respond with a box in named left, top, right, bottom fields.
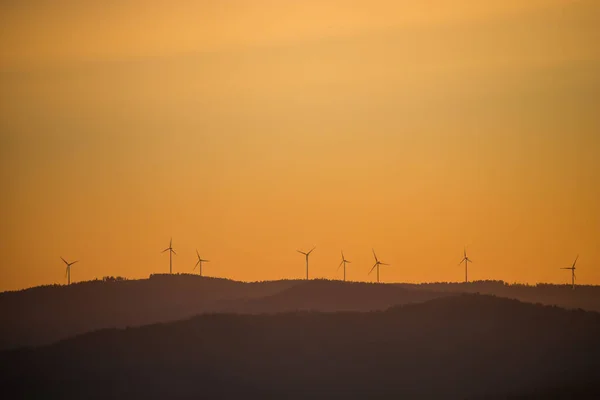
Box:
left=2, top=294, right=600, bottom=399
left=219, top=278, right=446, bottom=313
left=402, top=280, right=600, bottom=312
left=0, top=275, right=447, bottom=350
left=2, top=276, right=600, bottom=351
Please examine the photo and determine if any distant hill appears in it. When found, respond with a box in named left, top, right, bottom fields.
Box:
left=2, top=294, right=599, bottom=399
left=2, top=276, right=600, bottom=351
left=0, top=275, right=447, bottom=350
left=400, top=280, right=600, bottom=312
left=219, top=279, right=446, bottom=313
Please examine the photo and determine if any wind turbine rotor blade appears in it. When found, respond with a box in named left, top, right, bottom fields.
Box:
left=338, top=261, right=344, bottom=270
left=195, top=260, right=200, bottom=268
left=171, top=249, right=177, bottom=255
left=162, top=248, right=170, bottom=253
left=308, top=246, right=316, bottom=255
left=60, top=257, right=68, bottom=265
left=202, top=259, right=210, bottom=263
left=573, top=255, right=579, bottom=267
left=196, top=249, right=200, bottom=258
left=372, top=249, right=379, bottom=262
left=71, top=260, right=79, bottom=266
left=380, top=263, right=390, bottom=266
left=297, top=250, right=305, bottom=255
left=369, top=263, right=378, bottom=274
left=458, top=258, right=466, bottom=265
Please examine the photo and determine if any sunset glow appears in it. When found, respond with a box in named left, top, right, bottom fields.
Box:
left=1, top=0, right=599, bottom=291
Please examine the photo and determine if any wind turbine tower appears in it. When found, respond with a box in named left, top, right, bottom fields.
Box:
left=338, top=251, right=351, bottom=282
left=561, top=255, right=578, bottom=290
left=61, top=257, right=79, bottom=285
left=194, top=250, right=210, bottom=277
left=369, top=249, right=389, bottom=283
left=162, top=238, right=177, bottom=274
left=297, top=247, right=316, bottom=280
left=459, top=247, right=473, bottom=283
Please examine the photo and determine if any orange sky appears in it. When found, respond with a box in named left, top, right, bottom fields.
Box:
left=1, top=1, right=599, bottom=291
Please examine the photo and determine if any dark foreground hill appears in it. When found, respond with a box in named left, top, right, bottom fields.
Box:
left=0, top=276, right=446, bottom=349
left=2, top=294, right=600, bottom=399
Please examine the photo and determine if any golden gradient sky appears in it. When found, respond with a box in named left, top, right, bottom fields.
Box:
left=1, top=1, right=599, bottom=291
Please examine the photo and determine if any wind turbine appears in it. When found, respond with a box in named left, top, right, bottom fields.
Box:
left=369, top=249, right=389, bottom=283
left=297, top=246, right=316, bottom=280
left=338, top=251, right=351, bottom=282
left=194, top=250, right=209, bottom=277
left=162, top=238, right=177, bottom=274
left=560, top=255, right=578, bottom=290
left=459, top=247, right=473, bottom=283
left=61, top=257, right=79, bottom=285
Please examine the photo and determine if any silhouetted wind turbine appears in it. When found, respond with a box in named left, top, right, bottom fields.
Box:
left=459, top=247, right=473, bottom=283
left=560, top=255, right=578, bottom=290
left=297, top=246, right=316, bottom=280
left=162, top=238, right=176, bottom=274
left=369, top=249, right=389, bottom=283
left=61, top=257, right=78, bottom=285
left=338, top=251, right=351, bottom=282
left=194, top=250, right=209, bottom=277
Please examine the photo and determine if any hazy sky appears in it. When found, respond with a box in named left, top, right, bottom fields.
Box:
left=1, top=1, right=599, bottom=291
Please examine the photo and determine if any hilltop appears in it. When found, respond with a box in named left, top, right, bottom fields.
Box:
left=2, top=294, right=600, bottom=399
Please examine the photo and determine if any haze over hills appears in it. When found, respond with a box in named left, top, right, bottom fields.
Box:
left=2, top=294, right=600, bottom=399
left=2, top=275, right=600, bottom=351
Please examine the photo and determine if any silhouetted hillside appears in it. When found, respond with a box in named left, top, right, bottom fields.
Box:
left=0, top=275, right=292, bottom=350
left=3, top=276, right=600, bottom=351
left=400, top=280, right=600, bottom=312
left=0, top=275, right=447, bottom=349
left=221, top=279, right=446, bottom=313
left=2, top=294, right=599, bottom=399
